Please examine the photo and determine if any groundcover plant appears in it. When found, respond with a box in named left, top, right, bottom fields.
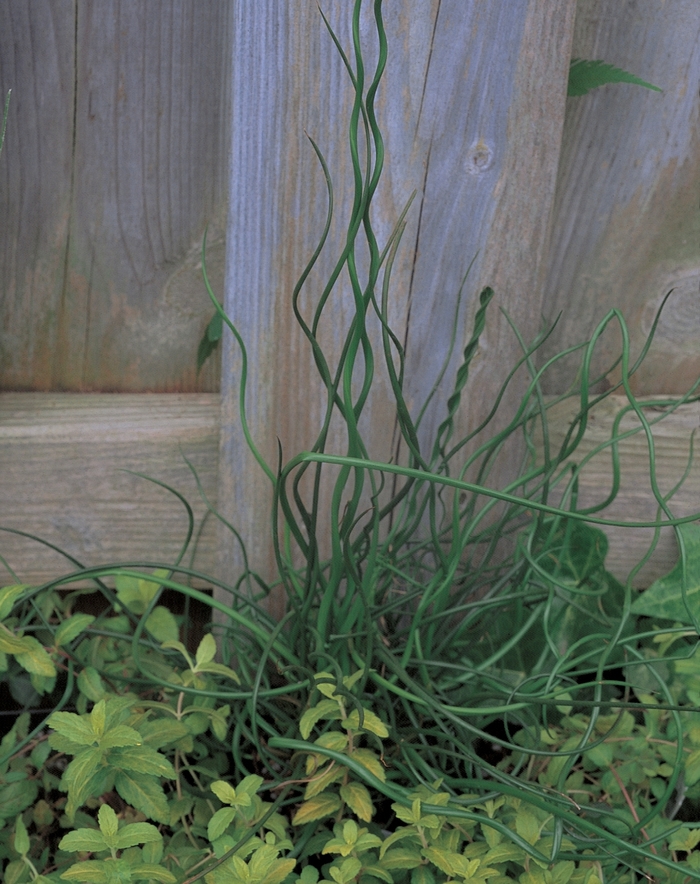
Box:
left=3, top=3, right=700, bottom=883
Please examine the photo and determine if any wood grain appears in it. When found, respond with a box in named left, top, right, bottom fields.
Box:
left=542, top=0, right=700, bottom=395
left=218, top=1, right=577, bottom=600
left=0, top=1, right=230, bottom=392
left=0, top=393, right=219, bottom=586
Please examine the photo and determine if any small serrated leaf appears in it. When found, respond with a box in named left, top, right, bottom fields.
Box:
left=15, top=636, right=56, bottom=677
left=115, top=821, right=161, bottom=849
left=13, top=815, right=30, bottom=856
left=59, top=828, right=109, bottom=854
left=115, top=771, right=170, bottom=824
left=98, top=803, right=119, bottom=840
left=292, top=793, right=342, bottom=825
left=342, top=708, right=389, bottom=738
left=0, top=585, right=30, bottom=621
left=568, top=58, right=661, bottom=97
left=299, top=699, right=343, bottom=739
left=208, top=806, right=237, bottom=842
left=54, top=614, right=95, bottom=648
left=339, top=782, right=374, bottom=822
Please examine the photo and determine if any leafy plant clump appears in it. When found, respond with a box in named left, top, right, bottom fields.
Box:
left=0, top=3, right=698, bottom=882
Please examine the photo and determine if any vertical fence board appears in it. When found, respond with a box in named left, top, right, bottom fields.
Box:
left=0, top=0, right=231, bottom=392
left=542, top=0, right=700, bottom=394
left=218, top=1, right=576, bottom=598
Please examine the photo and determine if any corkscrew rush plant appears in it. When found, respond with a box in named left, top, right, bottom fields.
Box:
left=2, top=2, right=700, bottom=881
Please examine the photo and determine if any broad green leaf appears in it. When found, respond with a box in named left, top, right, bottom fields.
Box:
left=292, top=793, right=342, bottom=825
left=411, top=868, right=435, bottom=884
left=115, top=570, right=168, bottom=614
left=59, top=828, right=110, bottom=853
left=15, top=635, right=56, bottom=677
left=161, top=639, right=193, bottom=669
left=59, top=860, right=112, bottom=882
left=91, top=700, right=107, bottom=738
left=62, top=747, right=103, bottom=800
left=669, top=826, right=700, bottom=852
left=568, top=59, right=662, bottom=97
left=329, top=857, right=362, bottom=884
left=262, top=859, right=297, bottom=884
left=48, top=710, right=97, bottom=746
left=111, top=745, right=176, bottom=778
left=585, top=741, right=613, bottom=769
left=0, top=779, right=38, bottom=819
left=380, top=828, right=421, bottom=857
left=353, top=748, right=386, bottom=782
left=13, top=815, right=30, bottom=855
left=342, top=708, right=389, bottom=738
left=115, top=821, right=162, bottom=849
left=299, top=699, right=342, bottom=739
left=515, top=810, right=542, bottom=846
left=54, top=614, right=95, bottom=648
left=99, top=803, right=119, bottom=840
left=208, top=806, right=237, bottom=842
left=380, top=848, right=423, bottom=870
left=139, top=718, right=190, bottom=749
left=315, top=732, right=348, bottom=752
left=339, top=782, right=374, bottom=822
left=303, top=762, right=344, bottom=799
left=238, top=774, right=264, bottom=796
left=115, top=771, right=170, bottom=824
left=145, top=606, right=179, bottom=643
left=0, top=585, right=30, bottom=620
left=196, top=661, right=241, bottom=683
left=421, top=847, right=459, bottom=877
left=631, top=524, right=700, bottom=623
left=195, top=633, right=217, bottom=667
left=211, top=780, right=238, bottom=805
left=99, top=725, right=143, bottom=751
left=685, top=747, right=700, bottom=787
left=78, top=666, right=107, bottom=702
left=131, top=865, right=177, bottom=883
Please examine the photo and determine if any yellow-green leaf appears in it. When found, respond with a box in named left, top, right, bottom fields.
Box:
left=299, top=699, right=342, bottom=739
left=54, top=614, right=95, bottom=648
left=115, top=821, right=161, bottom=849
left=15, top=636, right=56, bottom=677
left=292, top=793, right=342, bottom=825
left=380, top=848, right=423, bottom=870
left=343, top=708, right=389, bottom=738
left=304, top=762, right=345, bottom=799
left=353, top=748, right=386, bottom=782
left=145, top=606, right=179, bottom=644
left=339, top=782, right=374, bottom=822
left=195, top=633, right=217, bottom=667
left=59, top=828, right=109, bottom=854
left=0, top=585, right=30, bottom=620
left=262, top=858, right=297, bottom=884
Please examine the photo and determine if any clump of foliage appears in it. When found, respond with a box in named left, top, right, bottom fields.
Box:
left=0, top=3, right=697, bottom=883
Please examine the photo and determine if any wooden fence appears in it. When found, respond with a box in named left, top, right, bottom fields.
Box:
left=1, top=0, right=700, bottom=592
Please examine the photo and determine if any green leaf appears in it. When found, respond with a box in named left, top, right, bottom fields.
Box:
left=299, top=699, right=342, bottom=739
left=211, top=780, right=238, bottom=805
left=115, top=771, right=170, bottom=824
left=631, top=524, right=700, bottom=623
left=292, top=793, right=342, bottom=825
left=62, top=747, right=103, bottom=800
left=0, top=585, right=30, bottom=620
left=78, top=666, right=107, bottom=702
left=0, top=779, right=38, bottom=819
left=329, top=857, right=362, bottom=884
left=196, top=661, right=241, bottom=683
left=342, top=708, right=389, bottom=738
left=111, top=745, right=176, bottom=778
left=59, top=860, right=112, bottom=882
left=195, top=633, right=217, bottom=668
left=515, top=809, right=542, bottom=846
left=13, top=815, right=30, bottom=856
left=568, top=59, right=662, bottom=97
left=99, top=725, right=143, bottom=751
left=139, top=718, right=190, bottom=749
left=99, top=803, right=119, bottom=840
left=353, top=748, right=386, bottom=782
left=131, top=865, right=177, bottom=883
left=145, top=606, right=179, bottom=644
left=115, top=821, right=162, bottom=849
left=380, top=848, right=423, bottom=870
left=59, top=828, right=110, bottom=854
left=339, top=782, right=374, bottom=822
left=161, top=639, right=193, bottom=669
left=54, top=614, right=96, bottom=648
left=208, top=806, right=237, bottom=842
left=15, top=635, right=56, bottom=677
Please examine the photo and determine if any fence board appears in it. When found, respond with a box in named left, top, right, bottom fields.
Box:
left=0, top=1, right=230, bottom=392
left=218, top=1, right=577, bottom=598
left=0, top=394, right=219, bottom=585
left=542, top=0, right=700, bottom=395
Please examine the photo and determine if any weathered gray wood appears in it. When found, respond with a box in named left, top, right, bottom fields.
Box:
left=0, top=1, right=230, bottom=392
left=219, top=1, right=577, bottom=599
left=540, top=395, right=700, bottom=587
left=542, top=0, right=700, bottom=394
left=0, top=394, right=219, bottom=585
